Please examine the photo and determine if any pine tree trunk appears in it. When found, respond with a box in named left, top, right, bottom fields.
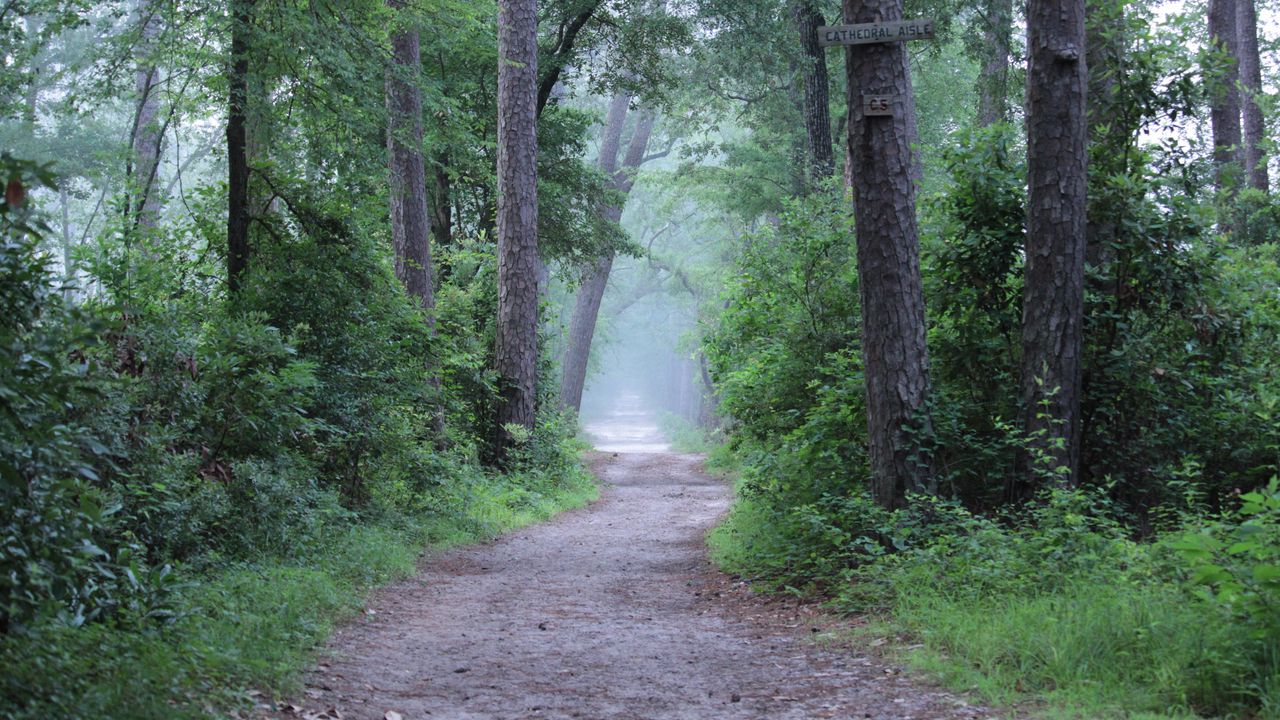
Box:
left=1236, top=0, right=1268, bottom=194
left=975, top=0, right=1012, bottom=127
left=131, top=0, right=163, bottom=232
left=560, top=99, right=657, bottom=414
left=226, top=0, right=253, bottom=292
left=843, top=0, right=933, bottom=510
left=1016, top=0, right=1087, bottom=496
left=1208, top=0, right=1242, bottom=198
left=793, top=0, right=834, bottom=183
left=495, top=0, right=540, bottom=451
left=386, top=0, right=435, bottom=315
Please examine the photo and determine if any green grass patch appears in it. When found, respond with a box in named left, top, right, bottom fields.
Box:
left=0, top=466, right=597, bottom=719
left=709, top=483, right=1280, bottom=719
left=657, top=412, right=721, bottom=454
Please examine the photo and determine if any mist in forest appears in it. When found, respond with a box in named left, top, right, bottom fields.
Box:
left=574, top=287, right=700, bottom=453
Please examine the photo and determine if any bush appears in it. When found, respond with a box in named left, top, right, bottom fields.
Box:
left=0, top=156, right=152, bottom=631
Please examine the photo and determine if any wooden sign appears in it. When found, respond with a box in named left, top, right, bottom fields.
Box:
left=863, top=95, right=894, bottom=116
left=818, top=20, right=935, bottom=47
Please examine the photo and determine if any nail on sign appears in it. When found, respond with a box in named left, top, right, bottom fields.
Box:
left=817, top=20, right=935, bottom=47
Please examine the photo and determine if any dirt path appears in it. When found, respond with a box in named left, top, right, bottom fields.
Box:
left=273, top=403, right=1000, bottom=720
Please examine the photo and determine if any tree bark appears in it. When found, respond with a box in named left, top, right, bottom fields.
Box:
left=1236, top=0, right=1268, bottom=194
left=226, top=0, right=253, bottom=292
left=431, top=157, right=453, bottom=247
left=386, top=0, right=435, bottom=315
left=843, top=0, right=933, bottom=509
left=131, top=0, right=163, bottom=232
left=60, top=181, right=74, bottom=297
left=560, top=96, right=657, bottom=414
left=1016, top=0, right=1087, bottom=496
left=793, top=0, right=834, bottom=182
left=495, top=0, right=540, bottom=451
left=1208, top=0, right=1242, bottom=198
left=975, top=0, right=1013, bottom=127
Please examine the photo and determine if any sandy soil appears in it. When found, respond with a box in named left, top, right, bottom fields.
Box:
left=266, top=440, right=1006, bottom=720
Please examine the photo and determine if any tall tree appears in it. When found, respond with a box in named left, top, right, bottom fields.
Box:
left=843, top=0, right=933, bottom=509
left=792, top=0, right=834, bottom=183
left=1016, top=0, right=1087, bottom=494
left=130, top=0, right=163, bottom=232
left=560, top=96, right=657, bottom=413
left=385, top=0, right=435, bottom=314
left=495, top=0, right=540, bottom=451
left=1208, top=0, right=1242, bottom=198
left=226, top=0, right=253, bottom=291
left=1236, top=0, right=1268, bottom=194
left=974, top=0, right=1013, bottom=126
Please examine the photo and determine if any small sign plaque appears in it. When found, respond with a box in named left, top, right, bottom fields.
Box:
left=818, top=20, right=935, bottom=47
left=863, top=95, right=894, bottom=116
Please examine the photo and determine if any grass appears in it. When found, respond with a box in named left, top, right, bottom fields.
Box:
left=0, top=465, right=598, bottom=719
left=707, top=480, right=1280, bottom=719
left=657, top=412, right=721, bottom=454
left=870, top=583, right=1259, bottom=719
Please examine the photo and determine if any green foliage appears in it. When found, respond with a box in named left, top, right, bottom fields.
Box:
left=0, top=155, right=153, bottom=632
left=832, top=485, right=1280, bottom=716
left=0, top=468, right=596, bottom=719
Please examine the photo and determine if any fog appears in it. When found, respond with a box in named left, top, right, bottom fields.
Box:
left=577, top=286, right=701, bottom=452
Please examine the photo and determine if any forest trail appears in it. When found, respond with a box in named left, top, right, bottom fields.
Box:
left=273, top=397, right=998, bottom=720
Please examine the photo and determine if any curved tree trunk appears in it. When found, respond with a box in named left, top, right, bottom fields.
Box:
left=1016, top=0, right=1087, bottom=496
left=843, top=0, right=933, bottom=510
left=560, top=99, right=657, bottom=414
left=495, top=0, right=540, bottom=454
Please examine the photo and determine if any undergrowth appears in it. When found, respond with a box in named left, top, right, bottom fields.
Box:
left=0, top=465, right=597, bottom=719
left=710, top=477, right=1280, bottom=718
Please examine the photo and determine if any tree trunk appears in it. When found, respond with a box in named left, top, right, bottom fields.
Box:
left=560, top=94, right=629, bottom=413
left=793, top=0, right=834, bottom=182
left=431, top=156, right=453, bottom=247
left=495, top=0, right=540, bottom=452
left=60, top=181, right=74, bottom=297
left=1236, top=0, right=1268, bottom=194
left=386, top=0, right=435, bottom=315
left=843, top=0, right=933, bottom=510
left=975, top=0, right=1013, bottom=127
left=561, top=254, right=613, bottom=413
left=560, top=99, right=657, bottom=414
left=226, top=0, right=253, bottom=292
left=131, top=0, right=163, bottom=232
left=1208, top=0, right=1242, bottom=199
left=1016, top=0, right=1087, bottom=496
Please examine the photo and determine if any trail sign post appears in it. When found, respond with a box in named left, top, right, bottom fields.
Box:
left=817, top=19, right=934, bottom=47
left=816, top=19, right=934, bottom=115
left=812, top=3, right=937, bottom=509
